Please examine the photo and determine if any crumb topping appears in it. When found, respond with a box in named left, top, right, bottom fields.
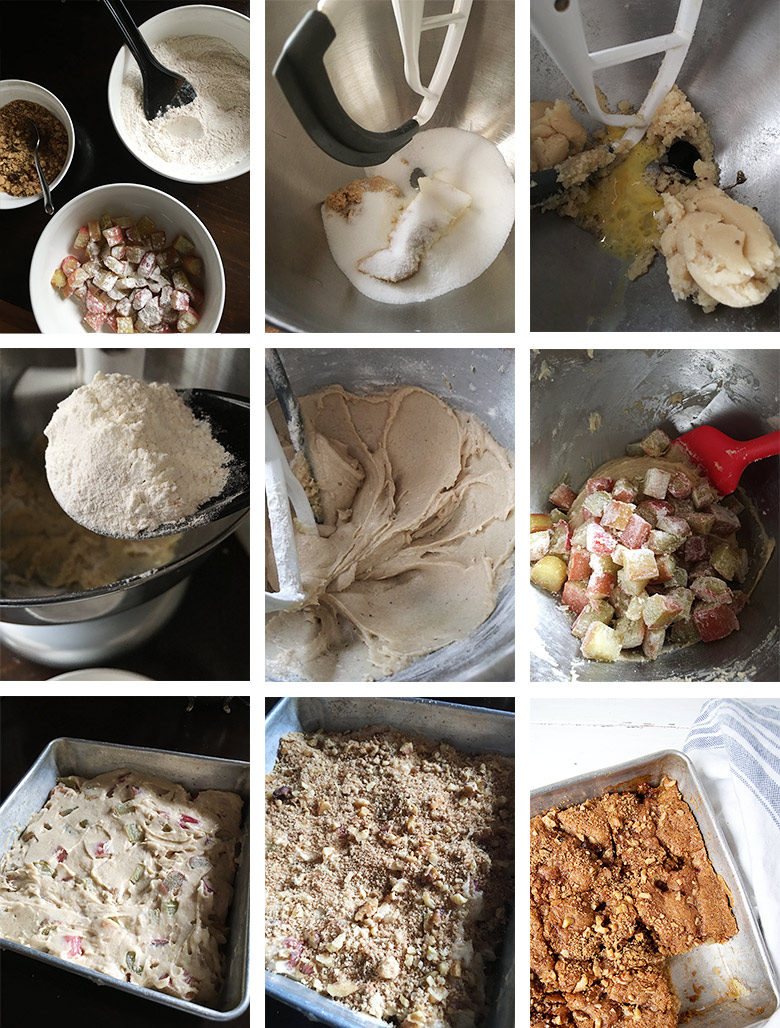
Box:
left=531, top=775, right=738, bottom=1027
left=266, top=727, right=514, bottom=1028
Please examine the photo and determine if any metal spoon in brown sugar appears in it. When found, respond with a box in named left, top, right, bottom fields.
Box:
left=27, top=118, right=54, bottom=215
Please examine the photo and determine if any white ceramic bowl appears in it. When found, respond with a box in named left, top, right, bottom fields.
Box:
left=0, top=79, right=75, bottom=210
left=107, top=5, right=250, bottom=184
left=29, top=182, right=225, bottom=333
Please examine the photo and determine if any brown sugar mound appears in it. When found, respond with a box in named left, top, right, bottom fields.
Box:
left=531, top=775, right=738, bottom=1028
left=324, top=175, right=402, bottom=218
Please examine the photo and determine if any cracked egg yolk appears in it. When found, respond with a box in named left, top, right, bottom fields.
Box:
left=580, top=137, right=663, bottom=262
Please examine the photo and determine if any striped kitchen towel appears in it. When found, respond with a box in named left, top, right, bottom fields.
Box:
left=685, top=698, right=780, bottom=1020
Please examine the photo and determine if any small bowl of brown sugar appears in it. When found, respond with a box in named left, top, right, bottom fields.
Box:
left=0, top=80, right=75, bottom=209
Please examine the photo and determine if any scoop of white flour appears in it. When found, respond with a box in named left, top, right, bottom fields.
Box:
left=44, top=372, right=230, bottom=537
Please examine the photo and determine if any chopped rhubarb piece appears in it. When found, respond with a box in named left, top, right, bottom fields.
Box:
left=707, top=502, right=741, bottom=536
left=138, top=250, right=157, bottom=277
left=51, top=267, right=67, bottom=289
left=150, top=230, right=167, bottom=251
left=116, top=315, right=134, bottom=334
left=642, top=627, right=666, bottom=660
left=640, top=428, right=671, bottom=457
left=643, top=467, right=671, bottom=499
left=693, top=602, right=739, bottom=642
left=103, top=255, right=127, bottom=276
left=530, top=530, right=550, bottom=562
left=666, top=586, right=694, bottom=622
left=610, top=543, right=629, bottom=566
left=94, top=841, right=111, bottom=858
left=618, top=514, right=651, bottom=549
left=132, top=287, right=152, bottom=310
left=531, top=555, right=567, bottom=594
left=730, top=590, right=749, bottom=615
left=581, top=622, right=621, bottom=662
left=611, top=478, right=638, bottom=503
left=110, top=243, right=127, bottom=260
left=692, top=482, right=718, bottom=510
left=647, top=529, right=681, bottom=555
left=601, top=499, right=635, bottom=531
left=561, top=580, right=589, bottom=614
left=73, top=225, right=90, bottom=249
left=668, top=471, right=692, bottom=498
left=65, top=935, right=83, bottom=957
left=161, top=870, right=185, bottom=893
left=572, top=600, right=613, bottom=639
left=617, top=568, right=649, bottom=596
left=103, top=225, right=124, bottom=246
left=691, top=576, right=732, bottom=605
left=642, top=593, right=682, bottom=630
left=683, top=535, right=708, bottom=562
left=179, top=814, right=199, bottom=827
left=55, top=846, right=68, bottom=863
left=171, top=288, right=190, bottom=311
left=656, top=513, right=691, bottom=538
left=87, top=219, right=101, bottom=241
left=172, top=233, right=196, bottom=255
left=548, top=482, right=576, bottom=512
left=710, top=542, right=740, bottom=580
left=582, top=490, right=611, bottom=518
left=586, top=477, right=615, bottom=494
left=670, top=617, right=701, bottom=645
left=621, top=547, right=658, bottom=582
left=615, top=615, right=644, bottom=649
left=531, top=514, right=553, bottom=533
left=61, top=255, right=80, bottom=275
left=653, top=553, right=678, bottom=583
left=567, top=548, right=591, bottom=581
left=136, top=214, right=156, bottom=236
left=182, top=254, right=203, bottom=277
left=177, top=308, right=199, bottom=332
left=587, top=569, right=616, bottom=599
left=586, top=522, right=617, bottom=555
left=82, top=310, right=107, bottom=332
left=589, top=553, right=617, bottom=574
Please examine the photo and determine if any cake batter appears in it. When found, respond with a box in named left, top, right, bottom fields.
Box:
left=0, top=768, right=243, bottom=1005
left=266, top=386, right=515, bottom=682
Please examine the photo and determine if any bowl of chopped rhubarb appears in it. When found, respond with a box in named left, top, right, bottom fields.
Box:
left=29, top=182, right=225, bottom=333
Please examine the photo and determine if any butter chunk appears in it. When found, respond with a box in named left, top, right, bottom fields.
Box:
left=357, top=176, right=471, bottom=282
left=657, top=182, right=780, bottom=312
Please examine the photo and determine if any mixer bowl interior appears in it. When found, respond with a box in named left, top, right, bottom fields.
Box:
left=266, top=0, right=515, bottom=333
left=531, top=0, right=780, bottom=332
left=266, top=347, right=515, bottom=683
left=531, top=349, right=779, bottom=682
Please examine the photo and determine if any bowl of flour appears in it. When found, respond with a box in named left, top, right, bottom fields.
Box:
left=107, top=5, right=249, bottom=184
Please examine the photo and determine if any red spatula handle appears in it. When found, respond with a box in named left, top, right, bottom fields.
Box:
left=739, top=430, right=780, bottom=463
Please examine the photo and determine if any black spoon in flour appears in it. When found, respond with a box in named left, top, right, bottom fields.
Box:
left=101, top=0, right=197, bottom=120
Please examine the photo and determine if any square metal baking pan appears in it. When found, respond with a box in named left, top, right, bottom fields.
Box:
left=265, top=696, right=515, bottom=1028
left=531, top=749, right=780, bottom=1028
left=0, top=737, right=250, bottom=1021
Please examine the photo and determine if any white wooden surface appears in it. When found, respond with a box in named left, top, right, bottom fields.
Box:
left=530, top=697, right=709, bottom=789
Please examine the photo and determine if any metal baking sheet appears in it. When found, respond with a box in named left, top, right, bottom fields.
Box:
left=0, top=737, right=250, bottom=1021
left=265, top=696, right=515, bottom=1028
left=531, top=749, right=779, bottom=1028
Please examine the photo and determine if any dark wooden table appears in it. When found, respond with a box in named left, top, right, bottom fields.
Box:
left=0, top=0, right=249, bottom=334
left=0, top=695, right=250, bottom=1028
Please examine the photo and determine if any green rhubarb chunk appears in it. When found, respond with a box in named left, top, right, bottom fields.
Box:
left=124, top=823, right=143, bottom=843
left=126, top=950, right=143, bottom=973
left=129, top=864, right=145, bottom=884
left=136, top=215, right=156, bottom=235
left=163, top=899, right=179, bottom=916
left=114, top=801, right=135, bottom=816
left=34, top=861, right=55, bottom=877
left=162, top=870, right=185, bottom=893
left=60, top=807, right=79, bottom=816
left=57, top=776, right=81, bottom=791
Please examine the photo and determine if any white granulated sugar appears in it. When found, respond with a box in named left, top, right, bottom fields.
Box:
left=44, top=372, right=230, bottom=537
left=119, top=35, right=249, bottom=175
left=322, top=128, right=515, bottom=304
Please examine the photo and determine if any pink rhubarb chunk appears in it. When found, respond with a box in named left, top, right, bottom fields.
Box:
left=618, top=514, right=651, bottom=549
left=693, top=603, right=739, bottom=642
left=548, top=483, right=577, bottom=512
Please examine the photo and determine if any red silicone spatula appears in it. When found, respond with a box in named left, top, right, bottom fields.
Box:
left=676, top=426, right=780, bottom=495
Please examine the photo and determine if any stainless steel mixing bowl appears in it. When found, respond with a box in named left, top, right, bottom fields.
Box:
left=531, top=349, right=779, bottom=682
left=266, top=347, right=515, bottom=682
left=266, top=0, right=515, bottom=332
left=531, top=0, right=780, bottom=331
left=0, top=348, right=248, bottom=659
